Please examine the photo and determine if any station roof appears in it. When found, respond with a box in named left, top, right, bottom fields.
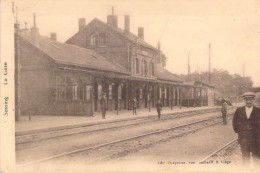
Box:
left=183, top=81, right=214, bottom=88
left=18, top=27, right=183, bottom=84
left=156, top=68, right=183, bottom=83
left=182, top=81, right=195, bottom=87
left=18, top=31, right=129, bottom=75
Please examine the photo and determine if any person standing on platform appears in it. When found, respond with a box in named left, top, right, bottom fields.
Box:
left=100, top=93, right=107, bottom=119
left=221, top=100, right=228, bottom=125
left=233, top=92, right=260, bottom=165
left=156, top=99, right=163, bottom=119
left=133, top=98, right=138, bottom=115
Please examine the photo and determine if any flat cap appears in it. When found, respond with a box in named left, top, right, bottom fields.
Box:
left=242, top=92, right=256, bottom=98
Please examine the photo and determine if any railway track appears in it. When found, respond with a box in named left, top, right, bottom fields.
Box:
left=16, top=107, right=232, bottom=144
left=200, top=138, right=238, bottom=163
left=17, top=112, right=235, bottom=167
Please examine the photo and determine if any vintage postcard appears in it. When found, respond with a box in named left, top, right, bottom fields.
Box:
left=1, top=0, right=260, bottom=172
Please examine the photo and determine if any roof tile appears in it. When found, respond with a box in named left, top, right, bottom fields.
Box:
left=19, top=32, right=129, bottom=75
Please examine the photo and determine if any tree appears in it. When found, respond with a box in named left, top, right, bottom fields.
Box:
left=179, top=68, right=253, bottom=103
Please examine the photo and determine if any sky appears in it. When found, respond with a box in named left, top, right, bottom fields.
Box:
left=15, top=0, right=260, bottom=87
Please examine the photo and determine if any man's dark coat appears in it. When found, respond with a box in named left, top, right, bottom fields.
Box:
left=233, top=106, right=260, bottom=155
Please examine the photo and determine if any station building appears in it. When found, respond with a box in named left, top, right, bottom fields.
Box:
left=15, top=13, right=214, bottom=119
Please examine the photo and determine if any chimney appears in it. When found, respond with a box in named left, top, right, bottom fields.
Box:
left=107, top=7, right=118, bottom=28
left=30, top=13, right=39, bottom=46
left=50, top=32, right=57, bottom=41
left=33, top=12, right=36, bottom=28
left=107, top=15, right=118, bottom=28
left=138, top=27, right=144, bottom=40
left=124, top=15, right=130, bottom=33
left=79, top=18, right=85, bottom=31
left=107, top=15, right=113, bottom=26
left=113, top=15, right=118, bottom=27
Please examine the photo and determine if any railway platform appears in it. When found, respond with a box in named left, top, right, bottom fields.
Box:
left=16, top=106, right=224, bottom=134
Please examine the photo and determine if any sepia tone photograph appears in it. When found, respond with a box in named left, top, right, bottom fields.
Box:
left=0, top=0, right=260, bottom=172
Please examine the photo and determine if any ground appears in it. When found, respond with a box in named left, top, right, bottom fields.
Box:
left=18, top=110, right=252, bottom=173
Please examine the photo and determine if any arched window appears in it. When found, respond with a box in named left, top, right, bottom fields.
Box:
left=90, top=33, right=106, bottom=46
left=76, top=80, right=84, bottom=101
left=151, top=62, right=155, bottom=76
left=99, top=33, right=106, bottom=45
left=90, top=34, right=96, bottom=46
left=65, top=77, right=73, bottom=101
left=144, top=60, right=148, bottom=75
left=136, top=58, right=139, bottom=74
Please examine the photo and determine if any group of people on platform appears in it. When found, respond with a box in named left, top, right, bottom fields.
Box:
left=99, top=93, right=163, bottom=119
left=132, top=98, right=163, bottom=119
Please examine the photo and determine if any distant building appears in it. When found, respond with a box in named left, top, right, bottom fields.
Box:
left=183, top=81, right=214, bottom=107
left=250, top=87, right=260, bottom=93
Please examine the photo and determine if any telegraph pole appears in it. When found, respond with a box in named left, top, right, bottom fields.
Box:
left=243, top=63, right=245, bottom=77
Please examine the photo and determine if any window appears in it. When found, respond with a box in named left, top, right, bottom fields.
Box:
left=66, top=77, right=73, bottom=85
left=57, top=76, right=73, bottom=102
left=59, top=74, right=66, bottom=85
left=58, top=86, right=66, bottom=101
left=85, top=85, right=92, bottom=100
left=73, top=85, right=78, bottom=100
left=77, top=85, right=84, bottom=100
left=90, top=33, right=106, bottom=46
left=135, top=58, right=139, bottom=74
left=49, top=88, right=56, bottom=102
left=109, top=85, right=113, bottom=99
left=144, top=60, right=148, bottom=75
left=151, top=62, right=154, bottom=76
left=65, top=77, right=73, bottom=101
left=56, top=74, right=91, bottom=102
left=66, top=86, right=73, bottom=101
left=99, top=33, right=106, bottom=45
left=98, top=84, right=102, bottom=99
left=122, top=85, right=126, bottom=99
left=165, top=87, right=168, bottom=99
left=90, top=34, right=96, bottom=46
left=118, top=85, right=122, bottom=99
left=140, top=89, right=143, bottom=99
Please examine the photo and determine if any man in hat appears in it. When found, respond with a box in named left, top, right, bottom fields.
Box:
left=100, top=93, right=107, bottom=119
left=233, top=92, right=260, bottom=165
left=132, top=98, right=138, bottom=115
